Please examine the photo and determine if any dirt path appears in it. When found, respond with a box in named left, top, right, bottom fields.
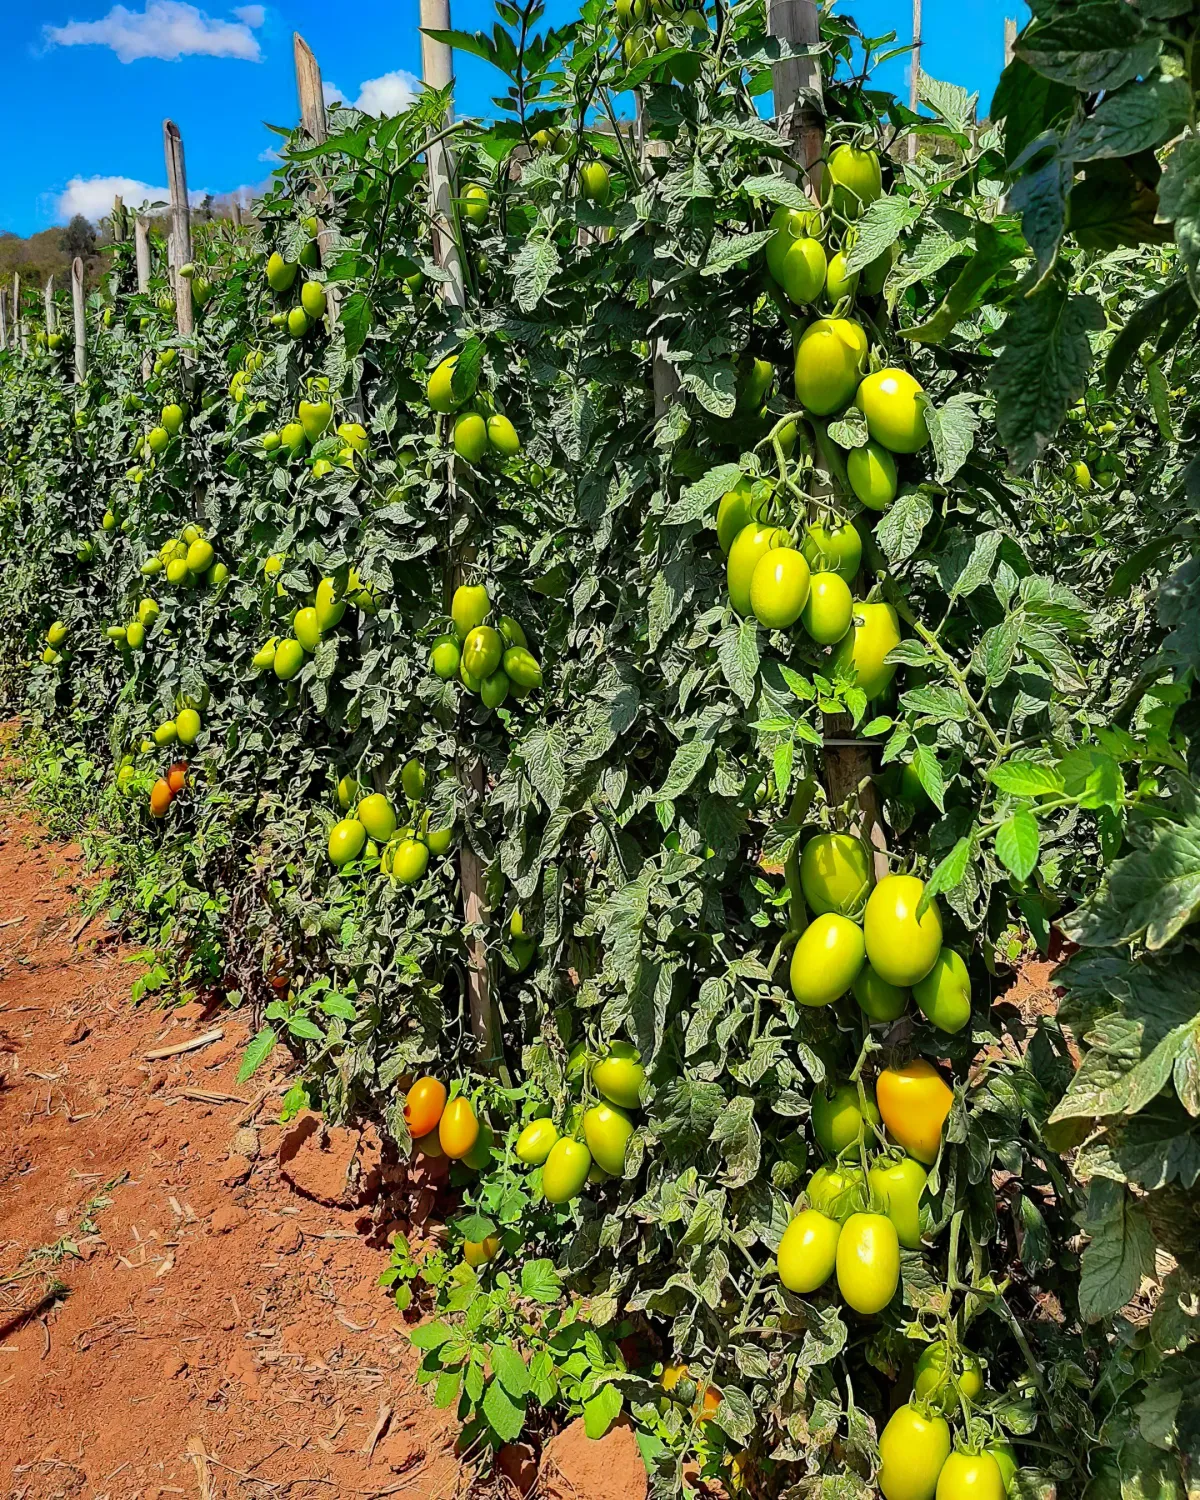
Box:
left=0, top=809, right=465, bottom=1500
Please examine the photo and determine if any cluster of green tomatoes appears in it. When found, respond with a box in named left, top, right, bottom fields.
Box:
left=613, top=0, right=708, bottom=80
left=429, top=583, right=544, bottom=713
left=326, top=756, right=455, bottom=887
left=139, top=520, right=228, bottom=592
left=251, top=560, right=379, bottom=683
left=425, top=353, right=523, bottom=468
left=263, top=221, right=327, bottom=340
left=513, top=1042, right=646, bottom=1203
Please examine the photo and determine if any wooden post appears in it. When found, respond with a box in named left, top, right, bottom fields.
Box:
left=71, top=258, right=86, bottom=383
left=112, top=194, right=127, bottom=244
left=44, top=276, right=56, bottom=336
left=419, top=4, right=496, bottom=1068
left=909, top=0, right=922, bottom=161
left=0, top=289, right=7, bottom=352
left=163, top=119, right=194, bottom=337
left=135, top=216, right=152, bottom=293
left=417, top=1, right=466, bottom=308
left=292, top=34, right=343, bottom=330
left=14, top=274, right=27, bottom=354
left=769, top=0, right=888, bottom=877
left=1004, top=17, right=1017, bottom=65
left=231, top=198, right=243, bottom=230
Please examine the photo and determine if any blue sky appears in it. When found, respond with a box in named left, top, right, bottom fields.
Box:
left=5, top=0, right=1021, bottom=237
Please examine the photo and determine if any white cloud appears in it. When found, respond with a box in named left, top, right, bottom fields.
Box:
left=322, top=80, right=346, bottom=105
left=56, top=174, right=168, bottom=221
left=258, top=145, right=282, bottom=163
left=44, top=1, right=263, bottom=63
left=353, top=69, right=419, bottom=116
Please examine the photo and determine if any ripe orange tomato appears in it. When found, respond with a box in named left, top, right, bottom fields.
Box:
left=404, top=1076, right=447, bottom=1139
left=150, top=778, right=173, bottom=817
left=167, top=761, right=187, bottom=795
left=438, top=1096, right=480, bottom=1159
left=876, top=1059, right=954, bottom=1165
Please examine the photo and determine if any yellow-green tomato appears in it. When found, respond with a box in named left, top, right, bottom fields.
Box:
left=764, top=204, right=822, bottom=284
left=913, top=948, right=972, bottom=1034
left=936, top=1452, right=1006, bottom=1500
left=868, top=1155, right=927, bottom=1248
left=463, top=624, right=504, bottom=679
left=581, top=161, right=611, bottom=204
left=811, top=1081, right=880, bottom=1156
left=462, top=183, right=490, bottom=225
left=801, top=520, right=862, bottom=582
left=864, top=874, right=943, bottom=987
left=828, top=144, right=883, bottom=220
left=878, top=1405, right=952, bottom=1500
left=799, top=832, right=872, bottom=917
left=835, top=1211, right=900, bottom=1314
left=988, top=1443, right=1017, bottom=1493
left=793, top=317, right=868, bottom=416
left=776, top=1209, right=841, bottom=1293
left=913, top=1343, right=984, bottom=1407
left=807, top=1163, right=866, bottom=1221
left=727, top=523, right=787, bottom=616
left=825, top=249, right=859, bottom=303
left=273, top=638, right=306, bottom=680
left=851, top=964, right=909, bottom=1022
left=357, top=793, right=397, bottom=843
left=856, top=368, right=930, bottom=453
left=846, top=441, right=899, bottom=510
left=427, top=355, right=463, bottom=414
left=831, top=601, right=901, bottom=699
left=294, top=606, right=322, bottom=653
left=389, top=837, right=429, bottom=885
left=716, top=478, right=760, bottom=555
left=542, top=1137, right=591, bottom=1203
left=515, top=1117, right=560, bottom=1165
left=801, top=570, right=854, bottom=644
left=487, top=413, right=521, bottom=456
left=430, top=633, right=461, bottom=679
left=582, top=1102, right=633, bottom=1175
left=315, top=577, right=347, bottom=630
left=328, top=818, right=367, bottom=866
left=749, top=546, right=810, bottom=629
left=592, top=1042, right=644, bottom=1109
left=789, top=913, right=866, bottom=1007
left=780, top=236, right=828, bottom=306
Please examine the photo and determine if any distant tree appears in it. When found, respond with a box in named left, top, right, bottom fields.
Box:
left=60, top=215, right=96, bottom=258
left=198, top=193, right=214, bottom=222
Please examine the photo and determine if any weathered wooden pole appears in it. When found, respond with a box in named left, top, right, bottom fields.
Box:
left=1004, top=17, right=1017, bottom=65
left=0, top=289, right=8, bottom=352
left=163, top=120, right=194, bottom=337
left=909, top=0, right=922, bottom=161
left=14, top=275, right=27, bottom=354
left=231, top=198, right=243, bottom=230
left=135, top=216, right=152, bottom=293
left=292, top=34, right=341, bottom=329
left=71, top=258, right=86, bottom=383
left=769, top=0, right=888, bottom=876
left=44, top=276, right=56, bottom=336
left=112, top=194, right=128, bottom=243
left=419, top=1, right=496, bottom=1068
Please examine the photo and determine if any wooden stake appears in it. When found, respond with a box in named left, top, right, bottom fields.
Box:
left=0, top=289, right=7, bottom=352
left=135, top=216, right=152, bottom=293
left=231, top=198, right=243, bottom=230
left=44, top=277, right=56, bottom=336
left=14, top=274, right=27, bottom=354
left=71, top=258, right=86, bottom=383
left=163, top=119, right=194, bottom=337
left=292, top=34, right=342, bottom=330
left=909, top=0, right=922, bottom=161
left=1004, top=17, right=1018, bottom=66
left=769, top=0, right=888, bottom=878
left=419, top=1, right=496, bottom=1068
left=112, top=194, right=127, bottom=244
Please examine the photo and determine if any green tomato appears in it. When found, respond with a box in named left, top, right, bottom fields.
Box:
left=503, top=646, right=543, bottom=689
left=357, top=793, right=397, bottom=843
left=851, top=964, right=909, bottom=1023
left=716, top=478, right=761, bottom=555
left=868, top=1155, right=927, bottom=1249
left=779, top=236, right=828, bottom=306
left=497, top=615, right=527, bottom=649
left=452, top=583, right=490, bottom=640
left=582, top=1102, right=633, bottom=1175
left=735, top=355, right=774, bottom=414
left=315, top=577, right=347, bottom=631
left=487, top=414, right=521, bottom=456
left=776, top=1209, right=840, bottom=1293
left=727, top=523, right=787, bottom=616
left=430, top=633, right=461, bottom=679
left=463, top=624, right=503, bottom=679
left=913, top=1342, right=984, bottom=1408
left=864, top=874, right=942, bottom=988
left=801, top=570, right=854, bottom=644
left=336, top=775, right=359, bottom=811
left=935, top=1451, right=1006, bottom=1500
left=581, top=161, right=611, bottom=204
left=913, top=948, right=972, bottom=1034
left=294, top=606, right=322, bottom=653
left=831, top=601, right=901, bottom=699
left=388, top=837, right=429, bottom=885
left=542, top=1138, right=591, bottom=1204
left=846, top=441, right=898, bottom=510
left=801, top=520, right=862, bottom=582
left=789, top=913, right=866, bottom=1007
left=454, top=411, right=489, bottom=465
left=827, top=144, right=882, bottom=220
left=799, top=832, right=872, bottom=918
left=878, top=1404, right=952, bottom=1500
left=825, top=249, right=859, bottom=303
left=515, top=1117, right=560, bottom=1166
left=987, top=1443, right=1017, bottom=1493
left=793, top=318, right=868, bottom=415
left=266, top=252, right=297, bottom=292
left=175, top=708, right=201, bottom=745
left=300, top=280, right=327, bottom=320
left=856, top=368, right=930, bottom=453
left=764, top=204, right=822, bottom=284
left=749, top=546, right=811, bottom=629
left=835, top=1210, right=900, bottom=1314
left=273, top=639, right=306, bottom=680
left=328, top=818, right=366, bottom=866
left=480, top=669, right=510, bottom=709
left=427, top=354, right=464, bottom=413
left=592, top=1042, right=644, bottom=1109
left=401, top=758, right=426, bottom=802
left=806, top=1163, right=866, bottom=1221
left=811, top=1081, right=880, bottom=1156
left=298, top=398, right=332, bottom=443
